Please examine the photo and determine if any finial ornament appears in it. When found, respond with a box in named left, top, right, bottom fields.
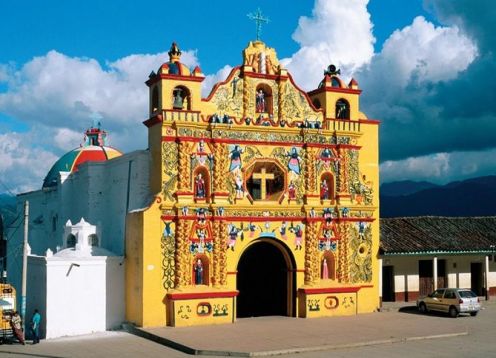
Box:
left=247, top=8, right=269, bottom=41
left=324, top=64, right=341, bottom=76
left=168, top=42, right=182, bottom=62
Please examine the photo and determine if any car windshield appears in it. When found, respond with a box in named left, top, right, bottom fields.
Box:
left=458, top=290, right=477, bottom=298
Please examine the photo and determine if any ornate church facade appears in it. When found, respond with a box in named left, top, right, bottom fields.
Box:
left=126, top=41, right=380, bottom=327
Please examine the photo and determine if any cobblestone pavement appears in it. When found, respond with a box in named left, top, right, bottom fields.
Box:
left=0, top=300, right=493, bottom=357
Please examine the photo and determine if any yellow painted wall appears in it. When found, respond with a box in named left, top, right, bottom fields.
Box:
left=126, top=41, right=380, bottom=327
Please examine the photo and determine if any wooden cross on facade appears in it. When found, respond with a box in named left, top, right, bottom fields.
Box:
left=252, top=167, right=274, bottom=200
left=247, top=8, right=269, bottom=41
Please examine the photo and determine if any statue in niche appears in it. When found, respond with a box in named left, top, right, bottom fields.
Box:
left=287, top=147, right=301, bottom=175
left=322, top=259, right=329, bottom=279
left=194, top=259, right=204, bottom=285
left=173, top=88, right=184, bottom=109
left=195, top=173, right=206, bottom=198
left=229, top=145, right=244, bottom=172
left=320, top=179, right=330, bottom=200
left=256, top=89, right=266, bottom=113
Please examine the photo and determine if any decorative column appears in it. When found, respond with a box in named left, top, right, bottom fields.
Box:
left=336, top=147, right=351, bottom=204
left=175, top=219, right=191, bottom=288
left=304, top=147, right=317, bottom=194
left=484, top=255, right=490, bottom=300
left=304, top=222, right=319, bottom=285
left=212, top=143, right=229, bottom=204
left=177, top=140, right=192, bottom=191
left=337, top=222, right=350, bottom=283
left=433, top=256, right=438, bottom=291
left=219, top=221, right=228, bottom=286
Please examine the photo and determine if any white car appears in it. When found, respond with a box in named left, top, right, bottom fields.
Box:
left=417, top=288, right=481, bottom=318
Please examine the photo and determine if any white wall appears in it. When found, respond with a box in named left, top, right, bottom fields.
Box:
left=383, top=254, right=496, bottom=297
left=7, top=150, right=150, bottom=310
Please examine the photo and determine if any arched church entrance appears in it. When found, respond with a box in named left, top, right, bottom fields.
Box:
left=236, top=238, right=296, bottom=318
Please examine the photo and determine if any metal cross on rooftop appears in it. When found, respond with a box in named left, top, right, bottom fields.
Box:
left=247, top=8, right=270, bottom=41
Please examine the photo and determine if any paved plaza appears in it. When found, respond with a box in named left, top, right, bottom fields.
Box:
left=0, top=300, right=494, bottom=357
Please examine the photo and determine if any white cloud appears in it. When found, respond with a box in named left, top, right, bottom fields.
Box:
left=380, top=149, right=496, bottom=184
left=53, top=128, right=84, bottom=151
left=0, top=131, right=59, bottom=193
left=367, top=16, right=477, bottom=89
left=281, top=0, right=375, bottom=90
left=0, top=49, right=200, bottom=131
left=201, top=65, right=234, bottom=98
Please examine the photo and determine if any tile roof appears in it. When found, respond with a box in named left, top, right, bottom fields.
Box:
left=380, top=217, right=496, bottom=255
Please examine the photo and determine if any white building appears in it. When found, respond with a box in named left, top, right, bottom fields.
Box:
left=7, top=125, right=151, bottom=338
left=380, top=217, right=496, bottom=303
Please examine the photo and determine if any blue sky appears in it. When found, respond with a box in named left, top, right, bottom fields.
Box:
left=0, top=0, right=495, bottom=193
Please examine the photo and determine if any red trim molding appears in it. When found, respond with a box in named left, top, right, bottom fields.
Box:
left=299, top=286, right=363, bottom=294
left=359, top=119, right=381, bottom=125
left=308, top=87, right=362, bottom=96
left=143, top=115, right=163, bottom=128
left=167, top=291, right=239, bottom=300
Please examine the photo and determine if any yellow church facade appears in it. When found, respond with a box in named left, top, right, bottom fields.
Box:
left=126, top=41, right=380, bottom=327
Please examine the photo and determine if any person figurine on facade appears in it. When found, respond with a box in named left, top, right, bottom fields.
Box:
left=320, top=179, right=329, bottom=200
left=195, top=173, right=205, bottom=198
left=235, top=174, right=244, bottom=199
left=256, top=89, right=265, bottom=113
left=279, top=221, right=288, bottom=241
left=227, top=225, right=238, bottom=251
left=322, top=259, right=329, bottom=280
left=287, top=147, right=301, bottom=175
left=194, top=259, right=203, bottom=285
left=288, top=181, right=296, bottom=201
left=31, top=309, right=41, bottom=344
left=229, top=145, right=243, bottom=172
left=10, top=311, right=25, bottom=345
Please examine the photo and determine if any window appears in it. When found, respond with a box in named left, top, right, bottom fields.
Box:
left=335, top=99, right=350, bottom=119
left=245, top=161, right=285, bottom=202
left=66, top=234, right=76, bottom=248
left=312, top=98, right=321, bottom=109
left=151, top=86, right=159, bottom=113
left=88, top=234, right=99, bottom=247
left=172, top=86, right=191, bottom=110
left=432, top=289, right=445, bottom=299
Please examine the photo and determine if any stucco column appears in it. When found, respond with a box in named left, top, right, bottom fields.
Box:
left=433, top=257, right=438, bottom=291
left=485, top=255, right=490, bottom=300
left=378, top=258, right=383, bottom=306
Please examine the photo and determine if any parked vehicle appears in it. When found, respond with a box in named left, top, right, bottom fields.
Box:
left=0, top=283, right=16, bottom=343
left=417, top=288, right=480, bottom=318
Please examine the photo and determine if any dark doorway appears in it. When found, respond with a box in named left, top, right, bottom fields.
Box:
left=471, top=262, right=484, bottom=296
left=237, top=240, right=293, bottom=318
left=419, top=260, right=433, bottom=296
left=382, top=266, right=395, bottom=302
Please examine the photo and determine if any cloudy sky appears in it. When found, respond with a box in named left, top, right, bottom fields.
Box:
left=0, top=0, right=494, bottom=193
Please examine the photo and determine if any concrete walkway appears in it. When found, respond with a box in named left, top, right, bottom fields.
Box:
left=125, top=304, right=472, bottom=356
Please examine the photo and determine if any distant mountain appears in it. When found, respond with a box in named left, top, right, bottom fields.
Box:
left=380, top=180, right=439, bottom=197
left=380, top=176, right=496, bottom=217
left=0, top=194, right=17, bottom=234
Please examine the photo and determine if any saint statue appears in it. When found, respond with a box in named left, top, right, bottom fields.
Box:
left=256, top=89, right=265, bottom=113
left=194, top=259, right=204, bottom=285
left=195, top=173, right=206, bottom=198
left=322, top=259, right=329, bottom=280
left=320, top=179, right=329, bottom=200
left=288, top=181, right=296, bottom=201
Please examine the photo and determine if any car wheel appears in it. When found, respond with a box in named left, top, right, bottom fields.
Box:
left=470, top=312, right=478, bottom=317
left=449, top=306, right=458, bottom=318
left=419, top=303, right=428, bottom=314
